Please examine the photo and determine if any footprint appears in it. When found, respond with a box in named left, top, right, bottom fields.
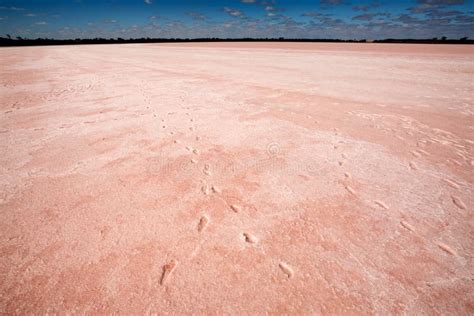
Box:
left=243, top=232, right=258, bottom=244
left=409, top=161, right=418, bottom=170
left=437, top=242, right=456, bottom=256
left=344, top=172, right=351, bottom=179
left=451, top=196, right=466, bottom=210
left=203, top=164, right=211, bottom=176
left=400, top=220, right=415, bottom=232
left=211, top=186, right=221, bottom=194
left=160, top=259, right=178, bottom=285
left=442, top=178, right=460, bottom=189
left=193, top=149, right=200, bottom=155
left=344, top=185, right=356, bottom=195
left=410, top=150, right=421, bottom=158
left=230, top=204, right=242, bottom=213
left=374, top=200, right=389, bottom=210
left=201, top=185, right=210, bottom=195
left=191, top=158, right=198, bottom=164
left=449, top=159, right=462, bottom=166
left=198, top=216, right=209, bottom=232
left=279, top=262, right=294, bottom=278
left=195, top=136, right=201, bottom=141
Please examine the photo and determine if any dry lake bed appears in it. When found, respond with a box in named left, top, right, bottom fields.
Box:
left=1, top=42, right=473, bottom=314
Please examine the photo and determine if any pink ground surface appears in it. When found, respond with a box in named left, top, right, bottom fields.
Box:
left=0, top=43, right=473, bottom=314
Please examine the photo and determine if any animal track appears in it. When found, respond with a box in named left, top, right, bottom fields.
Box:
left=344, top=185, right=356, bottom=195
left=409, top=161, right=418, bottom=170
left=160, top=259, right=178, bottom=285
left=279, top=262, right=294, bottom=278
left=451, top=196, right=466, bottom=210
left=230, top=204, right=242, bottom=213
left=192, top=149, right=200, bottom=155
left=201, top=185, right=210, bottom=195
left=203, top=164, right=211, bottom=176
left=344, top=172, right=351, bottom=179
left=437, top=242, right=456, bottom=256
left=191, top=158, right=198, bottom=164
left=211, top=186, right=221, bottom=194
left=442, top=178, right=460, bottom=189
left=198, top=216, right=209, bottom=232
left=243, top=232, right=258, bottom=244
left=374, top=200, right=389, bottom=210
left=449, top=159, right=462, bottom=166
left=400, top=220, right=415, bottom=232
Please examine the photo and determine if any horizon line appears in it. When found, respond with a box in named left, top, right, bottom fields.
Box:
left=1, top=36, right=473, bottom=47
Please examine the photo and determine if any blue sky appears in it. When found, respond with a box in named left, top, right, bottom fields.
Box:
left=1, top=0, right=473, bottom=39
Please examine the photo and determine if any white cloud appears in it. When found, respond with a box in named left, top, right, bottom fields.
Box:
left=0, top=6, right=25, bottom=11
left=35, top=21, right=47, bottom=25
left=144, top=0, right=153, bottom=4
left=224, top=7, right=244, bottom=17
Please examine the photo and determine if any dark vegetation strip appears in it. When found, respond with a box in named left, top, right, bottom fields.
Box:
left=1, top=36, right=472, bottom=47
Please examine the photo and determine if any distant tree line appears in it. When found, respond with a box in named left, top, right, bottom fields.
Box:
left=0, top=35, right=472, bottom=47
